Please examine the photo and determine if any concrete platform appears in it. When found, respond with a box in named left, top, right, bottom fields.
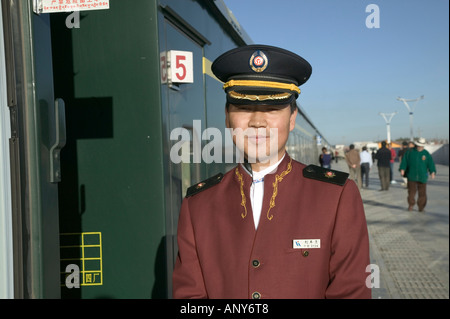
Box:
left=331, top=159, right=449, bottom=299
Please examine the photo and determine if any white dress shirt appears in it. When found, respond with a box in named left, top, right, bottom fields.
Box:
left=360, top=150, right=373, bottom=167
left=242, top=155, right=285, bottom=230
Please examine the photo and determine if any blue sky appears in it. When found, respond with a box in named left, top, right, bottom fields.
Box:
left=223, top=0, right=449, bottom=145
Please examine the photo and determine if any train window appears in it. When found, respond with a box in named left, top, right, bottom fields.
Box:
left=160, top=5, right=211, bottom=47
left=159, top=15, right=207, bottom=295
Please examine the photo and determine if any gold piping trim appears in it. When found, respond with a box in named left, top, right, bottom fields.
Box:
left=267, top=158, right=292, bottom=221
left=228, top=91, right=292, bottom=101
left=235, top=168, right=248, bottom=219
left=224, top=80, right=301, bottom=94
left=235, top=158, right=293, bottom=222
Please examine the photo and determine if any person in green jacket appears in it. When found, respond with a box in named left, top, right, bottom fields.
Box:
left=400, top=138, right=436, bottom=212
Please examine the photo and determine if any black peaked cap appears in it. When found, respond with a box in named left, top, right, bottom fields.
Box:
left=211, top=45, right=312, bottom=105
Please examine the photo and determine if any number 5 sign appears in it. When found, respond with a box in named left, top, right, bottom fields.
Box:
left=168, top=50, right=194, bottom=84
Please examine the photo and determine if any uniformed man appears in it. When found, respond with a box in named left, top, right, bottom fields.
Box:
left=172, top=45, right=371, bottom=299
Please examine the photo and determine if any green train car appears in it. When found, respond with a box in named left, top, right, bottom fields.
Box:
left=0, top=0, right=332, bottom=299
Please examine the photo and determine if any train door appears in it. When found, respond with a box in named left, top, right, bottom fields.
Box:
left=1, top=1, right=61, bottom=298
left=159, top=11, right=208, bottom=296
left=51, top=2, right=167, bottom=299
left=0, top=1, right=14, bottom=299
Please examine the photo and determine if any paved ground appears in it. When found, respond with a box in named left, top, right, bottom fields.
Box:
left=332, top=159, right=449, bottom=299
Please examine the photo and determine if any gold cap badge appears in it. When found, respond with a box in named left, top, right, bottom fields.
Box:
left=249, top=50, right=268, bottom=73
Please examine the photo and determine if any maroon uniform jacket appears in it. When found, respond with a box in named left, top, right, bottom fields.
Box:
left=173, top=154, right=371, bottom=299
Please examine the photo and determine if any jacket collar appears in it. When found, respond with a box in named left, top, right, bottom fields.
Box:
left=236, top=152, right=291, bottom=184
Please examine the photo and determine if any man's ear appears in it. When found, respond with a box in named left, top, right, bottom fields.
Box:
left=289, top=108, right=298, bottom=132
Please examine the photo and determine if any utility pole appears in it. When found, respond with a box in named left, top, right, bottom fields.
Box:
left=396, top=95, right=424, bottom=141
left=379, top=112, right=398, bottom=144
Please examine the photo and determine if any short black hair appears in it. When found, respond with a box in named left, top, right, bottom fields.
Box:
left=289, top=100, right=298, bottom=114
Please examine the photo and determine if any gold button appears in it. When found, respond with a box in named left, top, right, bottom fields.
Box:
left=252, top=260, right=260, bottom=268
left=252, top=292, right=261, bottom=299
left=303, top=250, right=309, bottom=257
left=196, top=182, right=205, bottom=189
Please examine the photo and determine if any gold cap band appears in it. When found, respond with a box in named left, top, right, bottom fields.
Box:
left=223, top=80, right=301, bottom=94
left=228, top=91, right=292, bottom=102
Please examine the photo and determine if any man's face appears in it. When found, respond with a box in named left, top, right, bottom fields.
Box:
left=225, top=103, right=297, bottom=167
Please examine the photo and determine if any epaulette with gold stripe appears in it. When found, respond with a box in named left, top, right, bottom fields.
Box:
left=185, top=173, right=224, bottom=198
left=303, top=165, right=348, bottom=186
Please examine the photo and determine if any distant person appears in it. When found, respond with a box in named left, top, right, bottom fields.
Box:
left=397, top=141, right=409, bottom=186
left=345, top=144, right=362, bottom=189
left=319, top=147, right=332, bottom=168
left=374, top=141, right=391, bottom=191
left=360, top=146, right=373, bottom=188
left=400, top=138, right=436, bottom=212
left=335, top=150, right=339, bottom=163
left=389, top=143, right=397, bottom=184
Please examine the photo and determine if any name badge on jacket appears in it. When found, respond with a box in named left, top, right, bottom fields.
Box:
left=293, top=239, right=321, bottom=249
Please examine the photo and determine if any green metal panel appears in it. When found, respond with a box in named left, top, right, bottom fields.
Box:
left=51, top=0, right=166, bottom=298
